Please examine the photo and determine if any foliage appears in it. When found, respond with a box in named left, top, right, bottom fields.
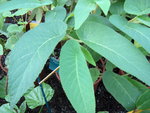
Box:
left=0, top=0, right=150, bottom=112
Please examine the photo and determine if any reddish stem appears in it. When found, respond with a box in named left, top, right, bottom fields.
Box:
left=55, top=72, right=60, bottom=81
left=119, top=70, right=125, bottom=75
left=94, top=77, right=102, bottom=91
left=0, top=55, right=8, bottom=73
left=100, top=59, right=105, bottom=73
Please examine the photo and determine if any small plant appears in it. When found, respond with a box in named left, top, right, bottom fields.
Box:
left=0, top=0, right=150, bottom=113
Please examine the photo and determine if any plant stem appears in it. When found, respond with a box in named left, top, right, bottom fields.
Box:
left=38, top=105, right=44, bottom=113
left=66, top=34, right=83, bottom=43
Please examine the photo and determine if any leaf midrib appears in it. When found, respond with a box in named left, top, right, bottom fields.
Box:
left=75, top=55, right=88, bottom=113
left=10, top=35, right=60, bottom=100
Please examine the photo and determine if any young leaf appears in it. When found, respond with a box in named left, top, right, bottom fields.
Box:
left=76, top=21, right=150, bottom=86
left=109, top=15, right=150, bottom=53
left=60, top=40, right=95, bottom=113
left=0, top=44, right=3, bottom=55
left=95, top=0, right=111, bottom=15
left=24, top=83, right=54, bottom=109
left=0, top=0, right=52, bottom=13
left=81, top=46, right=96, bottom=66
left=103, top=71, right=141, bottom=111
left=8, top=21, right=67, bottom=106
left=124, top=0, right=150, bottom=15
left=90, top=68, right=100, bottom=82
left=45, top=6, right=66, bottom=22
left=136, top=90, right=150, bottom=110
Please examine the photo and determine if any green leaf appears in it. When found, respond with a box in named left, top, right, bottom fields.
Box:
left=109, top=15, right=150, bottom=53
left=74, top=0, right=111, bottom=29
left=0, top=0, right=52, bottom=13
left=5, top=35, right=19, bottom=50
left=60, top=40, right=95, bottom=113
left=85, top=45, right=102, bottom=62
left=136, top=15, right=150, bottom=27
left=74, top=0, right=96, bottom=29
left=0, top=14, right=4, bottom=29
left=136, top=90, right=150, bottom=110
left=90, top=68, right=100, bottom=82
left=110, top=0, right=125, bottom=15
left=24, top=83, right=54, bottom=109
left=0, top=44, right=3, bottom=55
left=86, top=14, right=116, bottom=30
left=0, top=77, right=6, bottom=98
left=124, top=0, right=150, bottom=15
left=12, top=8, right=32, bottom=16
left=8, top=20, right=67, bottom=106
left=76, top=21, right=150, bottom=86
left=7, top=24, right=24, bottom=33
left=45, top=6, right=66, bottom=22
left=124, top=76, right=148, bottom=93
left=105, top=61, right=115, bottom=71
left=57, top=0, right=68, bottom=6
left=95, top=0, right=111, bottom=15
left=0, top=103, right=19, bottom=113
left=81, top=46, right=96, bottom=66
left=103, top=71, right=141, bottom=111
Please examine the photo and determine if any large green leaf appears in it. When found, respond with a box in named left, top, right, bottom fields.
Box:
left=136, top=90, right=150, bottom=110
left=60, top=40, right=95, bottom=113
left=8, top=21, right=67, bottom=106
left=24, top=83, right=54, bottom=109
left=0, top=0, right=52, bottom=13
left=103, top=71, right=141, bottom=111
left=74, top=0, right=110, bottom=29
left=76, top=21, right=150, bottom=86
left=124, top=0, right=150, bottom=15
left=109, top=15, right=150, bottom=53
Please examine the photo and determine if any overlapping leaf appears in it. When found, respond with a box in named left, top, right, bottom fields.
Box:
left=103, top=71, right=141, bottom=110
left=76, top=20, right=150, bottom=86
left=60, top=40, right=95, bottom=113
left=109, top=15, right=150, bottom=53
left=74, top=0, right=111, bottom=29
left=8, top=21, right=67, bottom=106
